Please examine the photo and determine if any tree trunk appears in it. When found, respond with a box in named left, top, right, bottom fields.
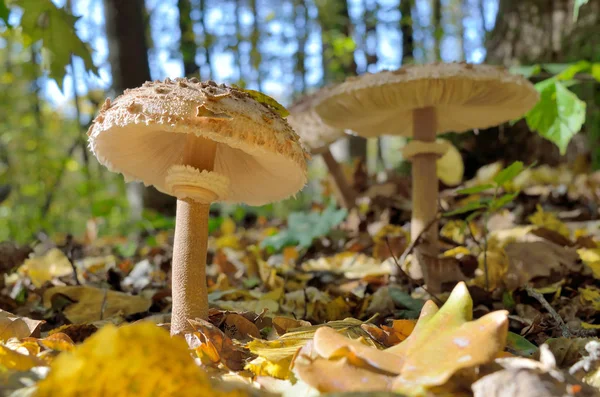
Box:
left=200, top=0, right=215, bottom=80
left=461, top=0, right=600, bottom=177
left=400, top=0, right=414, bottom=64
left=293, top=0, right=308, bottom=93
left=249, top=0, right=263, bottom=90
left=178, top=0, right=199, bottom=77
left=316, top=0, right=366, bottom=159
left=432, top=0, right=442, bottom=61
left=103, top=0, right=176, bottom=217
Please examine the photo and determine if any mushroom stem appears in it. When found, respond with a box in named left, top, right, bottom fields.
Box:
left=171, top=136, right=217, bottom=336
left=410, top=107, right=439, bottom=280
left=321, top=148, right=355, bottom=209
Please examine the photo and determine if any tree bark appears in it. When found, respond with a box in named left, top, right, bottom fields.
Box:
left=178, top=0, right=199, bottom=77
left=103, top=0, right=176, bottom=217
left=460, top=0, right=600, bottom=177
left=432, top=0, right=442, bottom=61
left=400, top=0, right=414, bottom=63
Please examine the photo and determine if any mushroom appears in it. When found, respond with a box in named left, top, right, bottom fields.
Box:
left=313, top=62, right=539, bottom=286
left=88, top=78, right=308, bottom=335
left=287, top=88, right=356, bottom=209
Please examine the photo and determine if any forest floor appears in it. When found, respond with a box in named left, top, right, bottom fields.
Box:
left=2, top=161, right=600, bottom=396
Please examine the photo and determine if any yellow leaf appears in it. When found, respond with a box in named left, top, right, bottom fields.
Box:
left=245, top=356, right=293, bottom=379
left=220, top=217, right=236, bottom=235
left=295, top=283, right=508, bottom=396
left=42, top=286, right=151, bottom=324
left=440, top=220, right=468, bottom=245
left=528, top=204, right=571, bottom=238
left=436, top=139, right=464, bottom=186
left=581, top=322, right=600, bottom=330
left=19, top=248, right=74, bottom=287
left=0, top=345, right=45, bottom=371
left=36, top=322, right=248, bottom=397
left=473, top=248, right=509, bottom=290
left=442, top=246, right=472, bottom=258
left=0, top=309, right=44, bottom=342
left=578, top=248, right=600, bottom=279
left=579, top=286, right=600, bottom=311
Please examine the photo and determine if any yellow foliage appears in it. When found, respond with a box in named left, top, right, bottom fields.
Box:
left=528, top=204, right=570, bottom=238
left=436, top=139, right=464, bottom=186
left=42, top=286, right=151, bottom=324
left=473, top=248, right=509, bottom=290
left=578, top=248, right=600, bottom=279
left=37, top=322, right=248, bottom=397
left=19, top=248, right=74, bottom=287
left=440, top=220, right=468, bottom=245
left=0, top=344, right=45, bottom=371
left=579, top=286, right=600, bottom=311
left=245, top=356, right=293, bottom=379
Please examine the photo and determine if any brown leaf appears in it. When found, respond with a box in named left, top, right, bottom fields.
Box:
left=294, top=357, right=395, bottom=393
left=187, top=318, right=249, bottom=371
left=272, top=316, right=311, bottom=336
left=0, top=309, right=44, bottom=341
left=223, top=313, right=260, bottom=341
left=313, top=326, right=404, bottom=375
left=504, top=241, right=580, bottom=290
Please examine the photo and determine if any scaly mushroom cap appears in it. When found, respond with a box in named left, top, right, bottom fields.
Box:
left=88, top=78, right=309, bottom=206
left=314, top=62, right=540, bottom=137
left=287, top=88, right=349, bottom=155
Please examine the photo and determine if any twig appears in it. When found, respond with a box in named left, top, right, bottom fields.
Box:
left=525, top=285, right=571, bottom=338
left=63, top=234, right=81, bottom=285
left=385, top=227, right=443, bottom=306
left=100, top=288, right=109, bottom=321
left=398, top=215, right=441, bottom=267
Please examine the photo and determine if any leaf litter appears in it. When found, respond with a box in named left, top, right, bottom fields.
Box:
left=3, top=162, right=600, bottom=395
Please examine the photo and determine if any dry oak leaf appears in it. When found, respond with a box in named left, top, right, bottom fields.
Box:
left=295, top=282, right=509, bottom=396
left=42, top=286, right=151, bottom=324
left=187, top=318, right=249, bottom=371
left=36, top=322, right=249, bottom=397
left=0, top=309, right=44, bottom=342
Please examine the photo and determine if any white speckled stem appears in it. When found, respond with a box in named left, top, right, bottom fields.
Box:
left=170, top=136, right=217, bottom=336
left=410, top=107, right=439, bottom=280
left=321, top=148, right=355, bottom=209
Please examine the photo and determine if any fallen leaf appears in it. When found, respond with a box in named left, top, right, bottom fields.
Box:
left=222, top=313, right=260, bottom=341
left=42, top=286, right=151, bottom=324
left=0, top=344, right=45, bottom=371
left=36, top=322, right=247, bottom=396
left=187, top=318, right=249, bottom=371
left=19, top=248, right=74, bottom=287
left=0, top=309, right=44, bottom=341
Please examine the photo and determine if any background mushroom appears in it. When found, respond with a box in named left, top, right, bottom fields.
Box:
left=88, top=78, right=308, bottom=335
left=287, top=88, right=356, bottom=209
left=313, top=62, right=539, bottom=286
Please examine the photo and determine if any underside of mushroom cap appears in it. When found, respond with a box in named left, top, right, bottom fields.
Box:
left=88, top=79, right=309, bottom=206
left=287, top=88, right=350, bottom=154
left=313, top=62, right=540, bottom=138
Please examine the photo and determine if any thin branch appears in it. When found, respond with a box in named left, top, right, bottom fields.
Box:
left=525, top=285, right=571, bottom=338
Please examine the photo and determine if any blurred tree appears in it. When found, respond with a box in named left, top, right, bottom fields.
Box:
left=293, top=0, right=309, bottom=93
left=178, top=0, right=200, bottom=77
left=400, top=0, right=414, bottom=64
left=249, top=0, right=263, bottom=90
left=315, top=0, right=366, bottom=160
left=432, top=0, right=442, bottom=60
left=461, top=0, right=600, bottom=176
left=103, top=0, right=176, bottom=217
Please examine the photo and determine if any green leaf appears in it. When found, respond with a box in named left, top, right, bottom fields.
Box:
left=388, top=286, right=425, bottom=312
left=509, top=65, right=541, bottom=79
left=0, top=0, right=10, bottom=27
left=260, top=203, right=348, bottom=251
left=16, top=0, right=97, bottom=88
left=506, top=332, right=538, bottom=357
left=553, top=61, right=591, bottom=81
left=574, top=0, right=590, bottom=21
left=232, top=85, right=289, bottom=117
left=493, top=161, right=524, bottom=186
left=591, top=64, right=600, bottom=82
left=489, top=192, right=519, bottom=212
left=456, top=184, right=495, bottom=195
left=525, top=81, right=586, bottom=155
left=444, top=200, right=488, bottom=217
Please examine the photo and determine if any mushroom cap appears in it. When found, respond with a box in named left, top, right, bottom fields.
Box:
left=314, top=62, right=540, bottom=138
left=88, top=79, right=309, bottom=206
left=287, top=88, right=349, bottom=155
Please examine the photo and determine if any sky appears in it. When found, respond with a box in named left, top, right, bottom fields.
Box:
left=40, top=0, right=499, bottom=111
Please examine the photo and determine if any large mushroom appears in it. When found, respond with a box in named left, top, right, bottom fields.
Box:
left=313, top=63, right=539, bottom=285
left=287, top=88, right=356, bottom=209
left=88, top=78, right=308, bottom=335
